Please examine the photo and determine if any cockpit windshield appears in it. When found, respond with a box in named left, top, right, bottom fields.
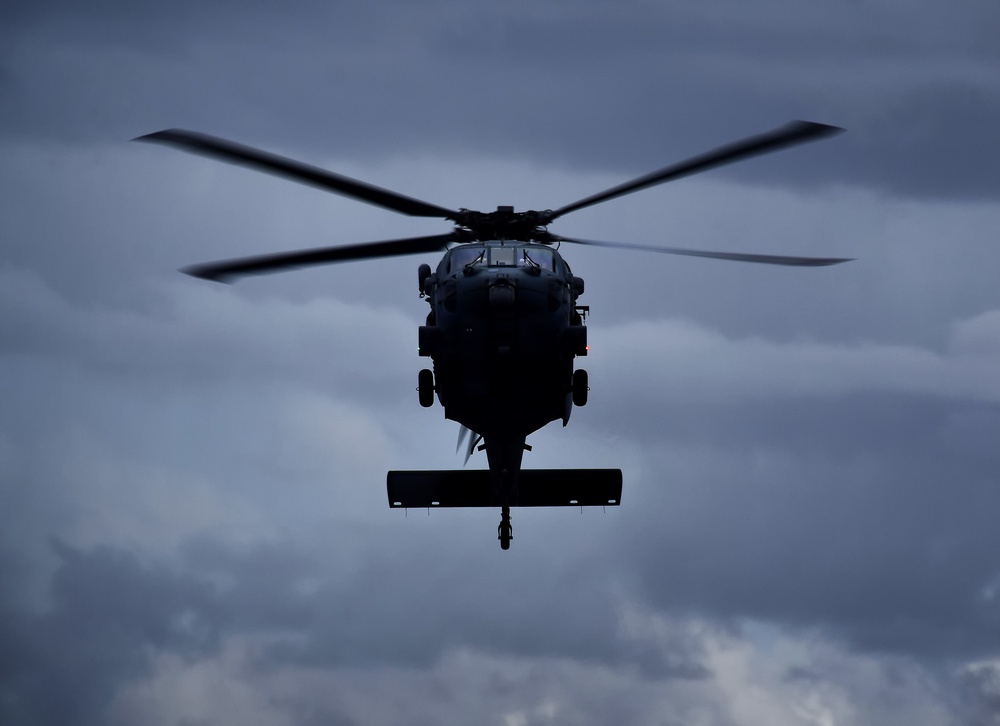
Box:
left=448, top=246, right=484, bottom=271
left=447, top=245, right=557, bottom=273
left=519, top=247, right=555, bottom=271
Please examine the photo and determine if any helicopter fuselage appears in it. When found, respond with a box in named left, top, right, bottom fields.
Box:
left=418, top=241, right=589, bottom=483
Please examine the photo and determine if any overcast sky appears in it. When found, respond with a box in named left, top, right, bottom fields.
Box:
left=3, top=1, right=1000, bottom=724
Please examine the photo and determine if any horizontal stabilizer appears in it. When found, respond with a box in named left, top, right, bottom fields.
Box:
left=387, top=469, right=622, bottom=508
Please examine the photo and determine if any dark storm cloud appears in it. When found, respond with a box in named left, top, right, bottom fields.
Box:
left=623, top=431, right=1000, bottom=658
left=575, top=317, right=1000, bottom=661
left=846, top=82, right=1000, bottom=199
left=2, top=0, right=999, bottom=199
left=605, top=392, right=1000, bottom=658
left=0, top=535, right=709, bottom=724
left=173, top=535, right=710, bottom=680
left=0, top=541, right=219, bottom=726
left=957, top=664, right=1000, bottom=725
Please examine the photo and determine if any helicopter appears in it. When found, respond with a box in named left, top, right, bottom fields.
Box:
left=135, top=120, right=849, bottom=549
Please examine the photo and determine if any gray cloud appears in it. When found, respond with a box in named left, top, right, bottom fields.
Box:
left=3, top=1, right=999, bottom=198
left=0, top=541, right=219, bottom=726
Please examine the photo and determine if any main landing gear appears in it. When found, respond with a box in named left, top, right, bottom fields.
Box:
left=572, top=368, right=589, bottom=407
left=498, top=506, right=512, bottom=550
left=418, top=368, right=435, bottom=408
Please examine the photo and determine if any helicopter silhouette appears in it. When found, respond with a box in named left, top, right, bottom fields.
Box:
left=136, top=120, right=849, bottom=549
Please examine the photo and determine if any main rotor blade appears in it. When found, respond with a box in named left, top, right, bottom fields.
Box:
left=134, top=129, right=459, bottom=219
left=554, top=235, right=852, bottom=266
left=550, top=121, right=843, bottom=221
left=182, top=233, right=457, bottom=283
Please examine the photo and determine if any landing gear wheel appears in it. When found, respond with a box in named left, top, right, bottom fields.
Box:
left=498, top=507, right=512, bottom=550
left=572, top=368, right=589, bottom=407
left=418, top=368, right=434, bottom=408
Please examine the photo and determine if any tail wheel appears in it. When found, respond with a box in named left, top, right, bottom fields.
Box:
left=418, top=368, right=435, bottom=408
left=572, top=369, right=589, bottom=407
left=498, top=506, right=512, bottom=550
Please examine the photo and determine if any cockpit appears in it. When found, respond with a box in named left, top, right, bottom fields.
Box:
left=446, top=244, right=557, bottom=273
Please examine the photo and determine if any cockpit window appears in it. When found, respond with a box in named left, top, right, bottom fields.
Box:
left=448, top=247, right=484, bottom=272
left=489, top=247, right=517, bottom=266
left=521, top=247, right=555, bottom=271
left=448, top=244, right=558, bottom=273
left=488, top=245, right=557, bottom=270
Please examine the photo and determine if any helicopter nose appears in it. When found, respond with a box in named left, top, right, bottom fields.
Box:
left=488, top=279, right=516, bottom=309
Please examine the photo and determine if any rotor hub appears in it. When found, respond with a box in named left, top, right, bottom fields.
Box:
left=452, top=206, right=555, bottom=243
